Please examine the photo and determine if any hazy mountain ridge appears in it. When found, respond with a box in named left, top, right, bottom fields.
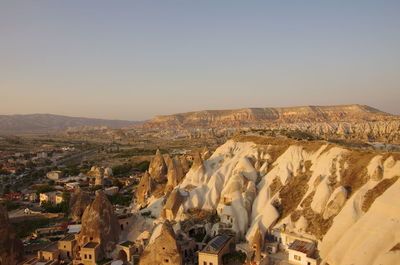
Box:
left=0, top=114, right=138, bottom=135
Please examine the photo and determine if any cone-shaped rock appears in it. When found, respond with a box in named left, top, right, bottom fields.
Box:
left=136, top=171, right=155, bottom=207
left=0, top=204, right=24, bottom=265
left=69, top=187, right=92, bottom=222
left=179, top=156, right=190, bottom=174
left=192, top=152, right=205, bottom=174
left=76, top=190, right=120, bottom=258
left=149, top=149, right=168, bottom=183
left=139, top=221, right=182, bottom=265
left=162, top=189, right=184, bottom=220
left=166, top=157, right=185, bottom=192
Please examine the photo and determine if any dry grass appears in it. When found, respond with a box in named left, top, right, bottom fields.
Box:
left=290, top=210, right=302, bottom=223
left=292, top=190, right=334, bottom=240
left=233, top=135, right=327, bottom=166
left=300, top=191, right=315, bottom=208
left=233, top=135, right=326, bottom=152
left=362, top=176, right=399, bottom=212
left=339, top=150, right=377, bottom=192
left=304, top=209, right=333, bottom=240
left=278, top=170, right=311, bottom=220
left=269, top=177, right=283, bottom=197
left=180, top=208, right=219, bottom=232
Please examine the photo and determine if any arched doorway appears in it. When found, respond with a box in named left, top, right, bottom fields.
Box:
left=118, top=249, right=128, bottom=262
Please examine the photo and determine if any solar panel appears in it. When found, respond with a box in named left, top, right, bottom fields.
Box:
left=210, top=235, right=229, bottom=250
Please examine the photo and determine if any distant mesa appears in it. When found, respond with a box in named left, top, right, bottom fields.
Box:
left=137, top=104, right=396, bottom=129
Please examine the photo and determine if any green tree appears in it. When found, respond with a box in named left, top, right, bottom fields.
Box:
left=36, top=184, right=56, bottom=194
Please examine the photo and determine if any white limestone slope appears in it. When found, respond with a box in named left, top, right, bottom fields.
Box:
left=180, top=141, right=262, bottom=237
left=321, top=179, right=400, bottom=265
left=320, top=154, right=400, bottom=265
left=179, top=140, right=349, bottom=238
left=173, top=138, right=400, bottom=264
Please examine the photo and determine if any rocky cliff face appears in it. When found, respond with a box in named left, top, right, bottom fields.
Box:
left=136, top=171, right=155, bottom=207
left=136, top=150, right=191, bottom=208
left=149, top=149, right=168, bottom=183
left=141, top=104, right=391, bottom=127
left=136, top=104, right=400, bottom=144
left=139, top=221, right=182, bottom=265
left=152, top=135, right=400, bottom=265
left=69, top=187, right=92, bottom=222
left=76, top=191, right=120, bottom=258
left=0, top=204, right=24, bottom=265
left=166, top=157, right=185, bottom=193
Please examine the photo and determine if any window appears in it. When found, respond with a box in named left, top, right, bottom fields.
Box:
left=203, top=262, right=207, bottom=265
left=64, top=245, right=66, bottom=249
left=89, top=254, right=92, bottom=260
left=294, top=255, right=301, bottom=261
left=84, top=254, right=87, bottom=259
left=164, top=259, right=169, bottom=263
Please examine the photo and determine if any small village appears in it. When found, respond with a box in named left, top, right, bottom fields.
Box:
left=1, top=145, right=322, bottom=265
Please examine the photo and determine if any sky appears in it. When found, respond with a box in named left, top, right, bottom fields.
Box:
left=1, top=1, right=399, bottom=120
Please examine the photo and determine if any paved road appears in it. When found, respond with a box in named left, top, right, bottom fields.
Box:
left=53, top=148, right=98, bottom=166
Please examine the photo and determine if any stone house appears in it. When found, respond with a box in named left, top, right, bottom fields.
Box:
left=58, top=234, right=77, bottom=261
left=39, top=191, right=63, bottom=205
left=198, top=235, right=234, bottom=265
left=287, top=240, right=318, bottom=265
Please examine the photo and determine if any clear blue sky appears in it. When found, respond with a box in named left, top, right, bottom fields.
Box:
left=1, top=1, right=399, bottom=120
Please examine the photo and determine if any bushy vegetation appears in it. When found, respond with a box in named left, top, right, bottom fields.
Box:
left=222, top=251, right=246, bottom=264
left=41, top=191, right=70, bottom=214
left=141, top=211, right=152, bottom=217
left=112, top=160, right=150, bottom=177
left=112, top=163, right=133, bottom=176
left=89, top=185, right=103, bottom=192
left=135, top=161, right=150, bottom=172
left=106, top=193, right=133, bottom=206
left=62, top=166, right=80, bottom=176
left=13, top=218, right=53, bottom=238
left=36, top=184, right=56, bottom=194
left=114, top=148, right=166, bottom=158
left=282, top=129, right=321, bottom=141
left=1, top=200, right=20, bottom=211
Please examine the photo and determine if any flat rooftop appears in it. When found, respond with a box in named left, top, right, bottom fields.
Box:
left=83, top=242, right=99, bottom=249
left=119, top=241, right=134, bottom=247
left=289, top=240, right=315, bottom=257
left=201, top=234, right=232, bottom=254
left=60, top=234, right=75, bottom=241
